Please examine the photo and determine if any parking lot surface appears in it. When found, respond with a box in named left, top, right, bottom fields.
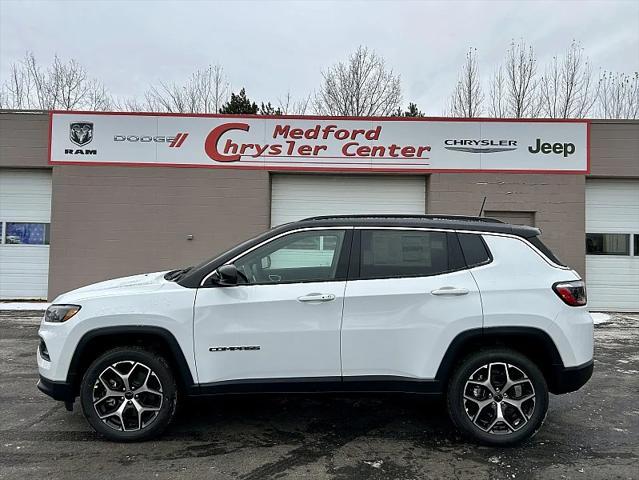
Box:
left=0, top=311, right=637, bottom=480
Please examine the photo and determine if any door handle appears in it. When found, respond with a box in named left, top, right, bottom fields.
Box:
left=431, top=287, right=469, bottom=296
left=297, top=293, right=336, bottom=302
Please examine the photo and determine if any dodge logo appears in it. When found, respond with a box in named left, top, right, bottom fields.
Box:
left=70, top=122, right=94, bottom=146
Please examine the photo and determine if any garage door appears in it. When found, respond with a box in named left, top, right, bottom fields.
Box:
left=0, top=169, right=52, bottom=299
left=586, top=179, right=639, bottom=312
left=271, top=174, right=426, bottom=226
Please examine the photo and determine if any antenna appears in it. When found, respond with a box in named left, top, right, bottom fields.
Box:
left=478, top=196, right=487, bottom=217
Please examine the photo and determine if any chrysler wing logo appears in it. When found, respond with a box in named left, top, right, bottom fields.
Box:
left=444, top=139, right=517, bottom=154
left=70, top=122, right=94, bottom=146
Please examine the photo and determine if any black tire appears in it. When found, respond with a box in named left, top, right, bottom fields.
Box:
left=80, top=346, right=177, bottom=442
left=447, top=348, right=548, bottom=446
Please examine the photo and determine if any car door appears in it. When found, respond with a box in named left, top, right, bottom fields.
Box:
left=194, top=228, right=351, bottom=385
left=341, top=228, right=483, bottom=382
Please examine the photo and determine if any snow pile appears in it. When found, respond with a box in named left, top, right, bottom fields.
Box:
left=590, top=312, right=612, bottom=325
left=0, top=302, right=50, bottom=311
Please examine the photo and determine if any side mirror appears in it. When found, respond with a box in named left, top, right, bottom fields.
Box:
left=215, top=264, right=239, bottom=286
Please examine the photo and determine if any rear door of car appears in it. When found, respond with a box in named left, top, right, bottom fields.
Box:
left=340, top=228, right=483, bottom=383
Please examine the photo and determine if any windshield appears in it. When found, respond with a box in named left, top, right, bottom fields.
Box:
left=181, top=228, right=280, bottom=279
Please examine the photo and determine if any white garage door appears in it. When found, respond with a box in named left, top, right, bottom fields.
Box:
left=271, top=174, right=426, bottom=226
left=0, top=169, right=52, bottom=299
left=586, top=179, right=639, bottom=312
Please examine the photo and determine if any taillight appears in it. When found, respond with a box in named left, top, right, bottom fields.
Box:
left=553, top=280, right=587, bottom=306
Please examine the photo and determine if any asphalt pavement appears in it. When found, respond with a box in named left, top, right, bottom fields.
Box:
left=0, top=310, right=637, bottom=480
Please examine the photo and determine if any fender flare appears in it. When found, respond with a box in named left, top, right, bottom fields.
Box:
left=66, top=326, right=196, bottom=393
left=434, top=326, right=564, bottom=382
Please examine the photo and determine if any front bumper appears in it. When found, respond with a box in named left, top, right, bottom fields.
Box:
left=548, top=359, right=594, bottom=394
left=37, top=375, right=75, bottom=402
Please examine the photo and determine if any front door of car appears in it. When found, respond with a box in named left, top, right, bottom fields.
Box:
left=341, top=229, right=483, bottom=382
left=194, top=228, right=351, bottom=385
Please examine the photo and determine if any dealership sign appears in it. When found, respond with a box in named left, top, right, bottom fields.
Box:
left=49, top=112, right=589, bottom=173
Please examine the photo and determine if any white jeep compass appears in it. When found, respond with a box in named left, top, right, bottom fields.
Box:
left=37, top=215, right=594, bottom=445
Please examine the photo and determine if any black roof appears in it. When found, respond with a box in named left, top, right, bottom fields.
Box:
left=288, top=214, right=541, bottom=238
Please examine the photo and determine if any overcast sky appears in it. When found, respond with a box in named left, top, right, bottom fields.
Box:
left=1, top=0, right=638, bottom=114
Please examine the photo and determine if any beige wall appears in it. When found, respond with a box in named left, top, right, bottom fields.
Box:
left=48, top=166, right=270, bottom=297
left=2, top=112, right=638, bottom=299
left=589, top=120, right=639, bottom=178
left=427, top=173, right=586, bottom=275
left=0, top=112, right=49, bottom=168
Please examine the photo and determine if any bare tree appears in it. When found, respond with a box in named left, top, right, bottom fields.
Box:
left=596, top=71, right=639, bottom=119
left=449, top=48, right=484, bottom=117
left=489, top=40, right=539, bottom=118
left=488, top=67, right=508, bottom=118
left=278, top=91, right=311, bottom=115
left=142, top=64, right=230, bottom=113
left=539, top=41, right=597, bottom=118
left=0, top=52, right=112, bottom=110
left=314, top=46, right=402, bottom=116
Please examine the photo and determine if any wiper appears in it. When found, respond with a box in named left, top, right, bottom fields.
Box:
left=164, top=267, right=191, bottom=281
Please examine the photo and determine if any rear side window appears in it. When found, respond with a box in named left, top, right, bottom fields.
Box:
left=528, top=236, right=566, bottom=266
left=360, top=230, right=454, bottom=279
left=458, top=233, right=491, bottom=267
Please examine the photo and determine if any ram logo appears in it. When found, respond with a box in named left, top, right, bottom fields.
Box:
left=70, top=122, right=94, bottom=146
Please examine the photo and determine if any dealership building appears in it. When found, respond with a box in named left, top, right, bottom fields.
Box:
left=0, top=110, right=637, bottom=311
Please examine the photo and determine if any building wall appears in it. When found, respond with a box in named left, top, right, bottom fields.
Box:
left=48, top=166, right=270, bottom=297
left=427, top=173, right=586, bottom=275
left=1, top=112, right=637, bottom=299
left=0, top=112, right=49, bottom=168
left=589, top=120, right=639, bottom=178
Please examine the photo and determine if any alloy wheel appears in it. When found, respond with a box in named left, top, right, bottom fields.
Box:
left=463, top=362, right=536, bottom=435
left=92, top=360, right=164, bottom=432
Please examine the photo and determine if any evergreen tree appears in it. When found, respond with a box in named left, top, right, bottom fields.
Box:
left=259, top=102, right=282, bottom=115
left=219, top=88, right=258, bottom=114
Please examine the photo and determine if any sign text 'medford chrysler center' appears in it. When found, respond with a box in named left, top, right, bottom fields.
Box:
left=49, top=112, right=589, bottom=173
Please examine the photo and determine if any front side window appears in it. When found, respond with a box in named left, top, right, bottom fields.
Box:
left=234, top=230, right=346, bottom=284
left=4, top=222, right=50, bottom=245
left=360, top=230, right=450, bottom=279
left=586, top=233, right=630, bottom=256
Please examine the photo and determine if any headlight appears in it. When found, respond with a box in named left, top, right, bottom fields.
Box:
left=44, top=304, right=81, bottom=323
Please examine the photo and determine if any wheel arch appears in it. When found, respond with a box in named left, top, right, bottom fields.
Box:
left=66, top=326, right=196, bottom=396
left=435, top=327, right=565, bottom=394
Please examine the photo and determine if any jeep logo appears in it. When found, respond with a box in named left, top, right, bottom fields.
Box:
left=528, top=138, right=575, bottom=157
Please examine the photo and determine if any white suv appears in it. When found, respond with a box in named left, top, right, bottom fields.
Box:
left=37, top=215, right=593, bottom=445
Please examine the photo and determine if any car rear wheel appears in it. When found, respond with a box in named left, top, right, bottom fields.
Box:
left=80, top=346, right=177, bottom=442
left=447, top=348, right=548, bottom=446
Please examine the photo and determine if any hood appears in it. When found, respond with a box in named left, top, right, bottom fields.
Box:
left=53, top=271, right=170, bottom=304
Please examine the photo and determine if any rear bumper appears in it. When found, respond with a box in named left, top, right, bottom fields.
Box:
left=548, top=360, right=594, bottom=394
left=37, top=375, right=75, bottom=402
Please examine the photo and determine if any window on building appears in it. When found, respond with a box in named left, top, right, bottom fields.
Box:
left=634, top=234, right=639, bottom=256
left=360, top=230, right=450, bottom=279
left=585, top=233, right=630, bottom=256
left=3, top=222, right=50, bottom=245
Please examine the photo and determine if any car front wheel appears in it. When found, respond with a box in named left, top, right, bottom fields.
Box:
left=447, top=348, right=549, bottom=446
left=80, top=346, right=177, bottom=442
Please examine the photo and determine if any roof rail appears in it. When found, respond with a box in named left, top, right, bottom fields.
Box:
left=301, top=214, right=504, bottom=223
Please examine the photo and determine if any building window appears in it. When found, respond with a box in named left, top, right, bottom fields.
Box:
left=585, top=233, right=630, bottom=256
left=3, top=222, right=50, bottom=245
left=634, top=234, right=639, bottom=256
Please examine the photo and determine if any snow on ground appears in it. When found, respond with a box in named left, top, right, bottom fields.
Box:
left=0, top=302, right=50, bottom=311
left=591, top=312, right=612, bottom=325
